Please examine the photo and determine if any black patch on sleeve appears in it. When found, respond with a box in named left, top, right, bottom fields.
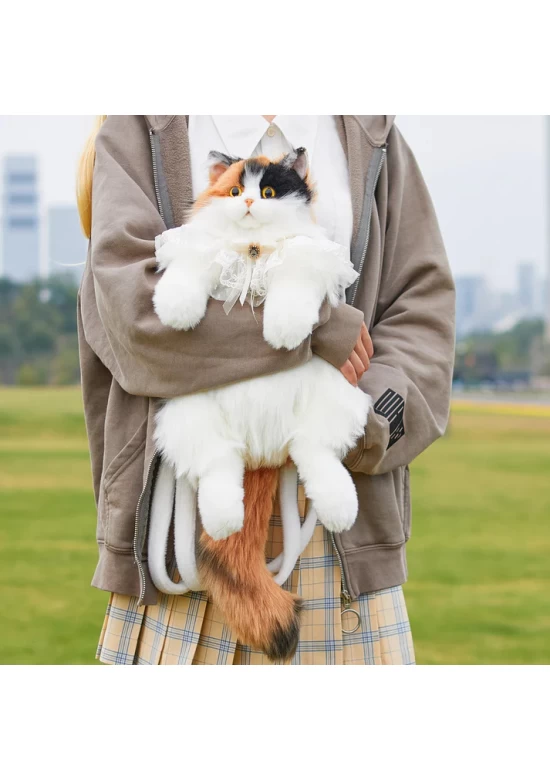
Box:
left=374, top=389, right=405, bottom=449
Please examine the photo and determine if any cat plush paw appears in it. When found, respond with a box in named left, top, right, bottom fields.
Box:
left=153, top=278, right=208, bottom=331
left=263, top=304, right=319, bottom=351
left=306, top=467, right=359, bottom=533
left=198, top=484, right=245, bottom=540
left=315, top=487, right=358, bottom=533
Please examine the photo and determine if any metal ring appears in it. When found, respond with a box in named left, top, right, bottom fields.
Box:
left=341, top=608, right=361, bottom=634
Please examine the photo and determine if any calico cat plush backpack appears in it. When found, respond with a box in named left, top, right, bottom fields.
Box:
left=148, top=148, right=370, bottom=661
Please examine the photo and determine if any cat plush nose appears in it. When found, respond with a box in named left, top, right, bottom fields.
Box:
left=245, top=198, right=254, bottom=208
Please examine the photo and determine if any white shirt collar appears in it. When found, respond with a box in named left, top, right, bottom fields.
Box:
left=272, top=115, right=319, bottom=159
left=212, top=115, right=270, bottom=160
left=212, top=115, right=319, bottom=160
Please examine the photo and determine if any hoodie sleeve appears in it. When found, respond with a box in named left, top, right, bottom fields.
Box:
left=344, top=126, right=456, bottom=475
left=85, top=115, right=361, bottom=399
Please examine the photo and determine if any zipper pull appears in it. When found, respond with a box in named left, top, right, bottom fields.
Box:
left=341, top=589, right=352, bottom=609
left=341, top=589, right=361, bottom=634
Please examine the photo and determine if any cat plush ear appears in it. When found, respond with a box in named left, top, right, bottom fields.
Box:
left=280, top=147, right=308, bottom=180
left=208, top=151, right=241, bottom=184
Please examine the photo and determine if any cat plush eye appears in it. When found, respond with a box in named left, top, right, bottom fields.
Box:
left=229, top=186, right=242, bottom=197
left=261, top=186, right=276, bottom=199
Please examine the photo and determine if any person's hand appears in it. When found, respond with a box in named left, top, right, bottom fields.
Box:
left=339, top=322, right=373, bottom=386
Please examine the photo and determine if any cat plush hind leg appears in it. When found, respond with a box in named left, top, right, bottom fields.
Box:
left=155, top=394, right=246, bottom=541
left=289, top=441, right=359, bottom=532
left=197, top=452, right=245, bottom=540
left=288, top=356, right=372, bottom=533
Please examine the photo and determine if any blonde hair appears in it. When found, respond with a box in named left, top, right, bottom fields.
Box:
left=76, top=115, right=107, bottom=238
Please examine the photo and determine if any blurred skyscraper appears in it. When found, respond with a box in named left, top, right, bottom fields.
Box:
left=48, top=205, right=87, bottom=281
left=455, top=275, right=488, bottom=337
left=1, top=156, right=40, bottom=281
left=517, top=261, right=536, bottom=313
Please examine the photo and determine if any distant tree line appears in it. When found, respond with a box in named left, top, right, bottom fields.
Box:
left=454, top=318, right=549, bottom=385
left=1, top=275, right=548, bottom=388
left=0, top=275, right=80, bottom=386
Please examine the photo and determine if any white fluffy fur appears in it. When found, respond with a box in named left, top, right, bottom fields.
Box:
left=156, top=356, right=369, bottom=537
left=152, top=160, right=371, bottom=541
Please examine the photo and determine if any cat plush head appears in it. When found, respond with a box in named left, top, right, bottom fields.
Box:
left=192, top=148, right=315, bottom=232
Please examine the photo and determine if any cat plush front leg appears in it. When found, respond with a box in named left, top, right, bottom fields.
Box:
left=154, top=269, right=213, bottom=330
left=263, top=235, right=358, bottom=350
left=263, top=271, right=325, bottom=350
left=153, top=229, right=220, bottom=330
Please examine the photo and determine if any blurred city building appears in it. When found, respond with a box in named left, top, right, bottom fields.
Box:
left=1, top=156, right=40, bottom=282
left=455, top=261, right=547, bottom=338
left=48, top=205, right=87, bottom=282
left=517, top=261, right=536, bottom=312
left=455, top=275, right=490, bottom=337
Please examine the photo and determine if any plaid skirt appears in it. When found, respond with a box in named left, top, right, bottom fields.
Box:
left=97, top=488, right=415, bottom=666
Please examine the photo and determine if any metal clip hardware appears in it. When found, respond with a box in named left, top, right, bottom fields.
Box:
left=341, top=589, right=361, bottom=634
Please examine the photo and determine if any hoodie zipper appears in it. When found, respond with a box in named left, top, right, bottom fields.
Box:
left=133, top=449, right=159, bottom=605
left=332, top=145, right=387, bottom=620
left=149, top=129, right=166, bottom=224
left=134, top=129, right=168, bottom=605
left=349, top=144, right=387, bottom=308
left=330, top=531, right=353, bottom=607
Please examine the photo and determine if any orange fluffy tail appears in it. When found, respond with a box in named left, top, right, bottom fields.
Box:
left=198, top=467, right=302, bottom=662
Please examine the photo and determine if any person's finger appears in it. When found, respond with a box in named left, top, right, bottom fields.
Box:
left=339, top=359, right=358, bottom=386
left=349, top=350, right=365, bottom=380
left=354, top=336, right=370, bottom=371
left=360, top=322, right=374, bottom=359
left=361, top=322, right=374, bottom=358
left=341, top=361, right=357, bottom=385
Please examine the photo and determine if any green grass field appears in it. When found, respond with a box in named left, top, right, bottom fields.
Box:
left=1, top=387, right=549, bottom=664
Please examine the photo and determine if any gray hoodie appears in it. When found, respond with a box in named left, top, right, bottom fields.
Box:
left=77, top=115, right=455, bottom=604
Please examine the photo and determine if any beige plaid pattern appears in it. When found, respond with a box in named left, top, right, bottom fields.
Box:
left=97, top=488, right=415, bottom=665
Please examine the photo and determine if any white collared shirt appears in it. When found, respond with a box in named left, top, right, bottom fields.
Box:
left=188, top=115, right=353, bottom=251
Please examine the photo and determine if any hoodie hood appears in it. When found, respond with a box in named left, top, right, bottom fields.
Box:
left=145, top=115, right=396, bottom=147
left=353, top=115, right=396, bottom=146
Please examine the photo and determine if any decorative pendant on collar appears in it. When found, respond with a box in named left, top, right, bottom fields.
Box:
left=248, top=243, right=260, bottom=261
left=230, top=240, right=274, bottom=259
left=213, top=240, right=282, bottom=315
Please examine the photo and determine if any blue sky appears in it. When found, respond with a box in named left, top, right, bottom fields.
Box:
left=0, top=115, right=547, bottom=290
